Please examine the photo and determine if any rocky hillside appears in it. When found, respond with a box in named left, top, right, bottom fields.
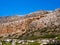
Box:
left=0, top=9, right=60, bottom=39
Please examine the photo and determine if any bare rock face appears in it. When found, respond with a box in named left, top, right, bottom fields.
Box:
left=0, top=9, right=60, bottom=39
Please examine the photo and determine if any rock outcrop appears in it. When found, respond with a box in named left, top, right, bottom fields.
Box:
left=0, top=8, right=60, bottom=39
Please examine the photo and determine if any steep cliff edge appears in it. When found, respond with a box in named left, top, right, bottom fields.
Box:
left=0, top=9, right=60, bottom=39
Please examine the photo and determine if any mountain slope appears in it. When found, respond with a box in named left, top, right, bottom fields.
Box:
left=0, top=9, right=60, bottom=39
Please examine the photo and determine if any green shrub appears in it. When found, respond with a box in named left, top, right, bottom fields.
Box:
left=55, top=36, right=60, bottom=40
left=44, top=42, right=60, bottom=45
left=40, top=34, right=57, bottom=38
left=2, top=41, right=12, bottom=45
left=23, top=42, right=40, bottom=45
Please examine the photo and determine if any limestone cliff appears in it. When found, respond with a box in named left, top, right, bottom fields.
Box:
left=0, top=9, right=60, bottom=39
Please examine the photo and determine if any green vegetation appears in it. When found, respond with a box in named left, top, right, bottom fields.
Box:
left=16, top=42, right=20, bottom=45
left=0, top=41, right=41, bottom=45
left=22, top=35, right=38, bottom=40
left=1, top=41, right=60, bottom=45
left=23, top=42, right=40, bottom=45
left=55, top=35, right=60, bottom=40
left=39, top=34, right=57, bottom=39
left=20, top=33, right=59, bottom=40
left=44, top=42, right=60, bottom=45
left=2, top=41, right=12, bottom=45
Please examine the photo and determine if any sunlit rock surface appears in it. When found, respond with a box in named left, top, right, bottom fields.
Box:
left=0, top=8, right=60, bottom=39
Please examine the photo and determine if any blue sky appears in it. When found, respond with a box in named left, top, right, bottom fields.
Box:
left=0, top=0, right=60, bottom=17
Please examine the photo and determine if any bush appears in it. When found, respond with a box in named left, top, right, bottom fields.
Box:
left=40, top=34, right=57, bottom=38
left=44, top=42, right=60, bottom=45
left=23, top=42, right=40, bottom=45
